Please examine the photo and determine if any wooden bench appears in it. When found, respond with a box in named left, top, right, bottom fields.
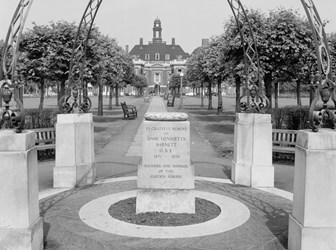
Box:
left=120, top=102, right=137, bottom=119
left=30, top=127, right=56, bottom=151
left=272, top=129, right=298, bottom=154
left=167, top=94, right=174, bottom=107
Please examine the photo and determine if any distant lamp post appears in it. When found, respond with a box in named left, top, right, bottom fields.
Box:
left=180, top=72, right=184, bottom=109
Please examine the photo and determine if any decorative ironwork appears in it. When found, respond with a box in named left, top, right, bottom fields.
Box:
left=58, top=0, right=103, bottom=113
left=0, top=0, right=33, bottom=132
left=227, top=0, right=269, bottom=113
left=301, top=0, right=336, bottom=132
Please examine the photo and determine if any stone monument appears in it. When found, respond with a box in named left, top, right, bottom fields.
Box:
left=54, top=113, right=96, bottom=188
left=0, top=130, right=43, bottom=250
left=288, top=129, right=336, bottom=249
left=231, top=113, right=274, bottom=187
left=137, top=112, right=195, bottom=213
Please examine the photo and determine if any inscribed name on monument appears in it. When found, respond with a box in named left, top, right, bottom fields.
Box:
left=138, top=120, right=193, bottom=189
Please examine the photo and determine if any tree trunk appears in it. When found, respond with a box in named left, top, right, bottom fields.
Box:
left=38, top=80, right=45, bottom=110
left=200, top=83, right=204, bottom=107
left=235, top=75, right=241, bottom=112
left=309, top=85, right=314, bottom=105
left=19, top=85, right=24, bottom=104
left=172, top=87, right=176, bottom=106
left=274, top=81, right=279, bottom=110
left=207, top=82, right=213, bottom=110
left=264, top=73, right=273, bottom=109
left=108, top=85, right=113, bottom=110
left=217, top=81, right=222, bottom=114
left=115, top=84, right=119, bottom=106
left=98, top=79, right=103, bottom=116
left=83, top=81, right=88, bottom=98
left=58, top=79, right=66, bottom=102
left=296, top=80, right=302, bottom=107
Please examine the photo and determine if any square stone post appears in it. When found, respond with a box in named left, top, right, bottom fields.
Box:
left=137, top=112, right=195, bottom=213
left=232, top=113, right=274, bottom=187
left=54, top=113, right=96, bottom=188
left=288, top=129, right=336, bottom=249
left=0, top=130, right=43, bottom=250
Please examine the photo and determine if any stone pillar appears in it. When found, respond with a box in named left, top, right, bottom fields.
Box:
left=0, top=130, right=43, bottom=250
left=54, top=113, right=96, bottom=188
left=232, top=113, right=274, bottom=187
left=288, top=129, right=336, bottom=249
left=137, top=112, right=195, bottom=213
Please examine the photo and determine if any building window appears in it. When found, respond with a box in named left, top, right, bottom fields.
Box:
left=165, top=54, right=170, bottom=60
left=154, top=73, right=160, bottom=83
left=145, top=54, right=150, bottom=60
left=155, top=53, right=160, bottom=60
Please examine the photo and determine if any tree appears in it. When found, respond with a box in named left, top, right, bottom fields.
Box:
left=262, top=8, right=315, bottom=108
left=132, top=74, right=147, bottom=96
left=19, top=24, right=55, bottom=109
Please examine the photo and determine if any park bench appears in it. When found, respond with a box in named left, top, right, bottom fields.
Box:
left=272, top=129, right=298, bottom=154
left=167, top=94, right=174, bottom=107
left=120, top=102, right=137, bottom=119
left=29, top=127, right=56, bottom=161
left=30, top=127, right=56, bottom=151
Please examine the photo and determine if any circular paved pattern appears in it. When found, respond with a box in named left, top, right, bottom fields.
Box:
left=41, top=178, right=292, bottom=249
left=79, top=190, right=250, bottom=238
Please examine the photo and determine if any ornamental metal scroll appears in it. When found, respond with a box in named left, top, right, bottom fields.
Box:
left=58, top=0, right=103, bottom=113
left=301, top=0, right=336, bottom=132
left=227, top=0, right=269, bottom=113
left=0, top=0, right=33, bottom=133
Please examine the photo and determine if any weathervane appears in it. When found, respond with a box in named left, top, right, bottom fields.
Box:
left=0, top=0, right=33, bottom=132
left=227, top=0, right=269, bottom=113
left=301, top=0, right=336, bottom=132
left=58, top=0, right=103, bottom=113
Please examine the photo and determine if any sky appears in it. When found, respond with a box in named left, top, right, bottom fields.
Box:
left=1, top=0, right=336, bottom=54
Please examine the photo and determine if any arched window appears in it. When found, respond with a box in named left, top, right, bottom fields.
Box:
left=155, top=53, right=160, bottom=60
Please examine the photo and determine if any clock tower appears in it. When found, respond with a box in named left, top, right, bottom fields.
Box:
left=152, top=17, right=162, bottom=43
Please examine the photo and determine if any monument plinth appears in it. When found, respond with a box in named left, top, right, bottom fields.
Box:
left=0, top=130, right=43, bottom=250
left=54, top=113, right=96, bottom=188
left=137, top=112, right=195, bottom=214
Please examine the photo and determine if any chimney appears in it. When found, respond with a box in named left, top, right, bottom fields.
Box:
left=125, top=45, right=129, bottom=53
left=172, top=38, right=175, bottom=45
left=202, top=39, right=209, bottom=47
left=140, top=38, right=143, bottom=45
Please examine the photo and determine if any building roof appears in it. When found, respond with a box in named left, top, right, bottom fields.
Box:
left=129, top=42, right=190, bottom=61
left=129, top=17, right=190, bottom=62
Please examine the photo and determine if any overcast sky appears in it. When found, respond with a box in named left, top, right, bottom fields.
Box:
left=1, top=0, right=335, bottom=54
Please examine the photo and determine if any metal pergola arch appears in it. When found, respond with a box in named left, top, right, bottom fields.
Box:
left=0, top=0, right=334, bottom=131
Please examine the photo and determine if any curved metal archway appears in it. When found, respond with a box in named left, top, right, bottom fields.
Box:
left=1, top=0, right=335, bottom=130
left=0, top=0, right=33, bottom=132
left=58, top=0, right=103, bottom=113
left=300, top=0, right=336, bottom=131
left=227, top=0, right=269, bottom=113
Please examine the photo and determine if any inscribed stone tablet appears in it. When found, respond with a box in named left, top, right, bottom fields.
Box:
left=138, top=120, right=194, bottom=189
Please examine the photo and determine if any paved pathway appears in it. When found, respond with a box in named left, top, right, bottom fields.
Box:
left=38, top=96, right=293, bottom=195
left=39, top=96, right=293, bottom=249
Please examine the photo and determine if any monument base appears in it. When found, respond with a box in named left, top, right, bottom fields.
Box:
left=288, top=215, right=336, bottom=250
left=0, top=217, right=43, bottom=250
left=232, top=161, right=274, bottom=187
left=136, top=189, right=195, bottom=214
left=53, top=163, right=96, bottom=188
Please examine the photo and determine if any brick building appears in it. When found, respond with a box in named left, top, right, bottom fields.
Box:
left=129, top=17, right=190, bottom=94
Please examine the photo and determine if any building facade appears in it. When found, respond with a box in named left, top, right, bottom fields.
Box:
left=129, top=17, right=190, bottom=94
